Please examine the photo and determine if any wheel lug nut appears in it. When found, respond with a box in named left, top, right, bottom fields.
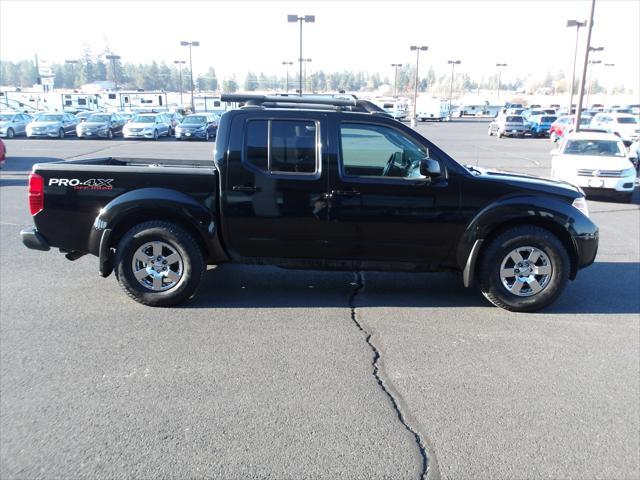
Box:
left=162, top=260, right=167, bottom=264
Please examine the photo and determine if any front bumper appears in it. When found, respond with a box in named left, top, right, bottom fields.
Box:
left=21, top=227, right=50, bottom=251
left=561, top=174, right=636, bottom=193
left=175, top=129, right=207, bottom=139
left=123, top=130, right=155, bottom=139
left=27, top=130, right=60, bottom=138
left=77, top=129, right=110, bottom=138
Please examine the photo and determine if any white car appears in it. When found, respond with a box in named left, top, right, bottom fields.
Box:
left=551, top=131, right=636, bottom=203
left=122, top=113, right=171, bottom=140
left=589, top=113, right=640, bottom=145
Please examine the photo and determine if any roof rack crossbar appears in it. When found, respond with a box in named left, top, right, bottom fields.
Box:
left=221, top=93, right=357, bottom=107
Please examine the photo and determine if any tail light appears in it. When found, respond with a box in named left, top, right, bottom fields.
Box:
left=28, top=173, right=44, bottom=215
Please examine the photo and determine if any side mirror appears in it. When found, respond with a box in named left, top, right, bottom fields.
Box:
left=420, top=158, right=441, bottom=177
left=550, top=149, right=559, bottom=156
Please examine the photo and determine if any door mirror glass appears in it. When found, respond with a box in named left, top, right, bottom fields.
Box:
left=420, top=158, right=441, bottom=177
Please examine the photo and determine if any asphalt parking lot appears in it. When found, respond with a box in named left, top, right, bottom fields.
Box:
left=1, top=119, right=638, bottom=480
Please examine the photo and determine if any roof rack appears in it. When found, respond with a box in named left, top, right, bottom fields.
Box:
left=220, top=93, right=392, bottom=116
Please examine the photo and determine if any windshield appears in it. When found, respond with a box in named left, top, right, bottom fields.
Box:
left=37, top=114, right=64, bottom=122
left=0, top=114, right=14, bottom=122
left=617, top=117, right=638, bottom=124
left=131, top=115, right=156, bottom=123
left=87, top=115, right=111, bottom=123
left=563, top=139, right=625, bottom=157
left=182, top=116, right=207, bottom=124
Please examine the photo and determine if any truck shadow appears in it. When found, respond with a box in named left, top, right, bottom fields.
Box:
left=187, top=261, right=639, bottom=314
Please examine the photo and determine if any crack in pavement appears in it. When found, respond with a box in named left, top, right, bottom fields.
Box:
left=348, top=272, right=440, bottom=480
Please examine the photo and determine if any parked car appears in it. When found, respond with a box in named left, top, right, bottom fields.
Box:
left=488, top=115, right=528, bottom=137
left=0, top=112, right=32, bottom=138
left=75, top=111, right=95, bottom=123
left=77, top=113, right=125, bottom=139
left=529, top=115, right=557, bottom=138
left=0, top=138, right=5, bottom=169
left=116, top=111, right=136, bottom=123
left=21, top=93, right=599, bottom=312
left=589, top=113, right=640, bottom=146
left=26, top=113, right=78, bottom=138
left=175, top=113, right=218, bottom=141
left=522, top=109, right=547, bottom=121
left=549, top=115, right=592, bottom=142
left=551, top=131, right=636, bottom=202
left=163, top=112, right=184, bottom=135
left=122, top=113, right=171, bottom=140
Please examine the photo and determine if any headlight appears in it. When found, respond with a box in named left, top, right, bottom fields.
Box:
left=572, top=196, right=589, bottom=218
left=621, top=167, right=636, bottom=178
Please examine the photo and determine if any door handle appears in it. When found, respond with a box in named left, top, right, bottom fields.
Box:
left=232, top=185, right=260, bottom=193
left=330, top=189, right=361, bottom=197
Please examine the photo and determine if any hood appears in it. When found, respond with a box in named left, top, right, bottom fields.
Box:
left=81, top=121, right=109, bottom=127
left=552, top=154, right=633, bottom=170
left=471, top=166, right=581, bottom=197
left=30, top=121, right=62, bottom=127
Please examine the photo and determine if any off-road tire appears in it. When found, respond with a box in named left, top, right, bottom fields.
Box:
left=114, top=221, right=205, bottom=307
left=478, top=226, right=570, bottom=312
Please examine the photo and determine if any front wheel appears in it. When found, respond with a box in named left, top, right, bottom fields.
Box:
left=153, top=129, right=159, bottom=141
left=487, top=128, right=493, bottom=136
left=478, top=226, right=570, bottom=312
left=6, top=128, right=14, bottom=139
left=114, top=221, right=205, bottom=307
left=58, top=128, right=65, bottom=139
left=550, top=132, right=559, bottom=143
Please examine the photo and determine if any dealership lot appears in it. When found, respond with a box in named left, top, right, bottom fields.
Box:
left=1, top=119, right=638, bottom=479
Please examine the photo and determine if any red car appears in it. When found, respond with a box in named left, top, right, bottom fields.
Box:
left=0, top=138, right=5, bottom=169
left=549, top=115, right=593, bottom=142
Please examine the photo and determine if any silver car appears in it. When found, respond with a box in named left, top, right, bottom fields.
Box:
left=488, top=115, right=528, bottom=138
left=122, top=113, right=171, bottom=140
left=26, top=113, right=79, bottom=139
left=0, top=112, right=32, bottom=138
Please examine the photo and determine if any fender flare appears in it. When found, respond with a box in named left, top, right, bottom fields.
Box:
left=88, top=188, right=227, bottom=277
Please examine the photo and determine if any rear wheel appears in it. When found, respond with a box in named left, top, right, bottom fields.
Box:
left=478, top=226, right=570, bottom=312
left=114, top=221, right=205, bottom=307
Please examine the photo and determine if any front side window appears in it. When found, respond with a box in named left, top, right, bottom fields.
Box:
left=339, top=123, right=428, bottom=179
left=243, top=119, right=318, bottom=175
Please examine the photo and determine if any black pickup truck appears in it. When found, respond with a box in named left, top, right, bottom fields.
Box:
left=21, top=94, right=598, bottom=311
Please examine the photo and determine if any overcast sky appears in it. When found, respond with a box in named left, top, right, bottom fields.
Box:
left=1, top=0, right=639, bottom=89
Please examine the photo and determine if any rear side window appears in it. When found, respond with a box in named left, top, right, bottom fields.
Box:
left=244, top=119, right=318, bottom=175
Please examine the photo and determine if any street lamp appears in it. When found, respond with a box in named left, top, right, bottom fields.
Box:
left=566, top=20, right=586, bottom=115
left=496, top=63, right=507, bottom=102
left=180, top=40, right=200, bottom=112
left=105, top=54, right=121, bottom=92
left=174, top=60, right=186, bottom=108
left=586, top=59, right=602, bottom=108
left=410, top=45, right=428, bottom=127
left=64, top=59, right=78, bottom=89
left=287, top=14, right=315, bottom=94
left=282, top=61, right=293, bottom=92
left=391, top=63, right=402, bottom=98
left=575, top=0, right=597, bottom=132
left=447, top=60, right=461, bottom=118
left=302, top=58, right=312, bottom=92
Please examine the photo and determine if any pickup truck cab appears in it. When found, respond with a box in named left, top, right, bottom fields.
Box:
left=21, top=94, right=599, bottom=312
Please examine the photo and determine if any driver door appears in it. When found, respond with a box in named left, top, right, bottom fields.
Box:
left=324, top=121, right=459, bottom=264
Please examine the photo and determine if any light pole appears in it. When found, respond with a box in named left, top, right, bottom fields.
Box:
left=64, top=59, right=78, bottom=89
left=410, top=45, right=428, bottom=127
left=566, top=20, right=586, bottom=114
left=496, top=63, right=507, bottom=102
left=302, top=58, right=312, bottom=92
left=282, top=61, right=293, bottom=92
left=180, top=40, right=200, bottom=112
left=287, top=14, right=315, bottom=94
left=575, top=0, right=596, bottom=132
left=105, top=54, right=121, bottom=92
left=391, top=63, right=402, bottom=98
left=447, top=60, right=461, bottom=118
left=174, top=60, right=186, bottom=108
left=586, top=59, right=602, bottom=108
